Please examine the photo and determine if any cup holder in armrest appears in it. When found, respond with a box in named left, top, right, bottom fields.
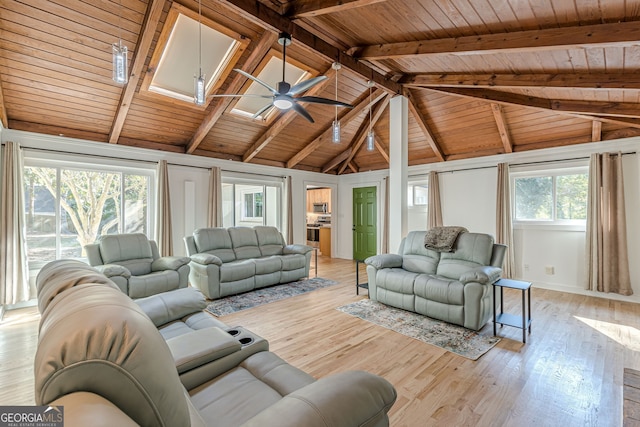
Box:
left=239, top=337, right=253, bottom=346
left=227, top=329, right=240, bottom=336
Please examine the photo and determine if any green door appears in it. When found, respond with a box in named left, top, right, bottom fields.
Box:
left=353, top=186, right=377, bottom=260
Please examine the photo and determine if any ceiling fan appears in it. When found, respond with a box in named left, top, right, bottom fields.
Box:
left=213, top=32, right=353, bottom=123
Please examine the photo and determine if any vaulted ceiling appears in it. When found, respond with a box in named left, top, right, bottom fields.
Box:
left=2, top=0, right=640, bottom=174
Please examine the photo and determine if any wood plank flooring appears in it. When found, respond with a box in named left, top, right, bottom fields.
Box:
left=2, top=256, right=640, bottom=426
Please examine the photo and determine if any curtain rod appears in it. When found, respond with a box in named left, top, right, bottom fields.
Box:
left=19, top=146, right=287, bottom=179
left=409, top=151, right=637, bottom=178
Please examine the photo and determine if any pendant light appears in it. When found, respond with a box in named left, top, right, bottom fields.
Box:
left=366, top=80, right=375, bottom=151
left=331, top=62, right=341, bottom=143
left=194, top=0, right=206, bottom=105
left=112, top=0, right=128, bottom=84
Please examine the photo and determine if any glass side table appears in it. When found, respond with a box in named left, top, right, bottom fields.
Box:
left=493, top=278, right=532, bottom=343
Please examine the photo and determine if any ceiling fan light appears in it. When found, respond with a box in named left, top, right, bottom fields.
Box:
left=112, top=40, right=128, bottom=84
left=273, top=95, right=293, bottom=110
left=367, top=130, right=375, bottom=151
left=332, top=120, right=341, bottom=143
left=194, top=73, right=206, bottom=105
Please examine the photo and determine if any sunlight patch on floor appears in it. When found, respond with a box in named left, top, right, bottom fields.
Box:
left=574, top=316, right=640, bottom=351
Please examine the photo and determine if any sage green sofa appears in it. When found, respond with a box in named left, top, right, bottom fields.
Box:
left=365, top=231, right=506, bottom=331
left=34, top=259, right=397, bottom=427
left=184, top=226, right=313, bottom=300
left=85, top=233, right=190, bottom=298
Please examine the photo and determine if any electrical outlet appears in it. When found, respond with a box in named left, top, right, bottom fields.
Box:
left=545, top=266, right=555, bottom=275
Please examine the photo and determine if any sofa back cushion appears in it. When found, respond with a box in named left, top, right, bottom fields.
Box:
left=436, top=232, right=494, bottom=279
left=35, top=282, right=190, bottom=427
left=254, top=226, right=285, bottom=256
left=401, top=231, right=440, bottom=274
left=228, top=227, right=262, bottom=260
left=193, top=228, right=236, bottom=263
left=99, top=234, right=153, bottom=275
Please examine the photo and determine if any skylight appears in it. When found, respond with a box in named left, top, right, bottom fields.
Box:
left=143, top=6, right=246, bottom=106
left=231, top=56, right=309, bottom=120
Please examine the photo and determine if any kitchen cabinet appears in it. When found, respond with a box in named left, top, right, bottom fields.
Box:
left=306, top=188, right=331, bottom=213
left=319, top=227, right=331, bottom=257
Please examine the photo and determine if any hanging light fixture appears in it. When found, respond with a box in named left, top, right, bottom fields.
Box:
left=112, top=0, right=128, bottom=84
left=194, top=0, right=206, bottom=105
left=331, top=62, right=341, bottom=143
left=366, top=80, right=375, bottom=151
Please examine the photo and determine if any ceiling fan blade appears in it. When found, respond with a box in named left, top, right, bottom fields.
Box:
left=234, top=68, right=277, bottom=94
left=291, top=102, right=314, bottom=123
left=252, top=103, right=275, bottom=120
left=296, top=96, right=354, bottom=108
left=288, top=76, right=328, bottom=96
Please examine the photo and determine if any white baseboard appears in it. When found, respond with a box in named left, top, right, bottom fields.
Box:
left=530, top=280, right=640, bottom=304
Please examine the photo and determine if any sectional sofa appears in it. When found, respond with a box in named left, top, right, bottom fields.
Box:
left=184, top=226, right=313, bottom=299
left=34, top=259, right=397, bottom=427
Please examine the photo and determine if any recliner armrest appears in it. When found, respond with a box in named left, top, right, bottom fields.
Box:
left=134, top=287, right=207, bottom=327
left=459, top=266, right=502, bottom=285
left=189, top=253, right=223, bottom=266
left=95, top=264, right=131, bottom=279
left=365, top=254, right=403, bottom=269
left=241, top=370, right=397, bottom=427
left=152, top=256, right=190, bottom=271
left=166, top=327, right=241, bottom=374
left=283, top=244, right=312, bottom=255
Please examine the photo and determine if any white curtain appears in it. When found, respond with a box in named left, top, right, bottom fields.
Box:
left=0, top=141, right=30, bottom=306
left=585, top=152, right=632, bottom=295
left=208, top=166, right=222, bottom=227
left=427, top=171, right=443, bottom=229
left=285, top=176, right=293, bottom=244
left=155, top=160, right=173, bottom=256
left=496, top=163, right=515, bottom=278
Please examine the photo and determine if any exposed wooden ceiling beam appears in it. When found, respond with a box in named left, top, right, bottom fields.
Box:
left=243, top=67, right=337, bottom=162
left=0, top=76, right=7, bottom=128
left=287, top=88, right=386, bottom=168
left=108, top=0, right=164, bottom=144
left=354, top=21, right=640, bottom=60
left=338, top=95, right=390, bottom=174
left=322, top=147, right=352, bottom=173
left=375, top=142, right=389, bottom=163
left=402, top=73, right=640, bottom=90
left=404, top=89, right=444, bottom=161
left=219, top=0, right=402, bottom=94
left=490, top=103, right=513, bottom=153
left=187, top=31, right=277, bottom=154
left=347, top=162, right=358, bottom=173
left=288, top=0, right=389, bottom=18
left=429, top=87, right=640, bottom=119
left=592, top=121, right=602, bottom=142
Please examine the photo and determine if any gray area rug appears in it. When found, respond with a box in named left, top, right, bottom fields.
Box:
left=337, top=299, right=500, bottom=360
left=206, top=277, right=338, bottom=316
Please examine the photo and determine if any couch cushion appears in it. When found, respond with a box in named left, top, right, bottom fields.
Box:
left=229, top=227, right=262, bottom=260
left=128, top=270, right=180, bottom=299
left=280, top=254, right=306, bottom=271
left=376, top=268, right=418, bottom=294
left=254, top=226, right=285, bottom=256
left=220, top=260, right=256, bottom=282
left=413, top=274, right=464, bottom=305
left=436, top=233, right=494, bottom=280
left=99, top=234, right=154, bottom=275
left=254, top=256, right=282, bottom=275
left=401, top=231, right=440, bottom=274
left=193, top=228, right=236, bottom=263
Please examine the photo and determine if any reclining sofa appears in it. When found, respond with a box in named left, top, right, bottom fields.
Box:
left=85, top=233, right=190, bottom=298
left=34, top=259, right=397, bottom=427
left=184, top=226, right=312, bottom=299
left=365, top=231, right=506, bottom=331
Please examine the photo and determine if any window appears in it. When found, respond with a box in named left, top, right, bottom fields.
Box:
left=407, top=181, right=428, bottom=207
left=24, top=164, right=152, bottom=268
left=512, top=168, right=588, bottom=225
left=222, top=180, right=282, bottom=228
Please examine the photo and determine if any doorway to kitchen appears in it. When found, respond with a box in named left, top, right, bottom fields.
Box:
left=306, top=185, right=333, bottom=258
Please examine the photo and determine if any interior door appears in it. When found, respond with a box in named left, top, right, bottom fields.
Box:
left=353, top=186, right=377, bottom=260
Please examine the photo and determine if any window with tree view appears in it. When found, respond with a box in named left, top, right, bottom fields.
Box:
left=24, top=165, right=151, bottom=268
left=513, top=169, right=588, bottom=224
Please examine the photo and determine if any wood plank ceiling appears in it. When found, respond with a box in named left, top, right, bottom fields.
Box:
left=2, top=0, right=640, bottom=174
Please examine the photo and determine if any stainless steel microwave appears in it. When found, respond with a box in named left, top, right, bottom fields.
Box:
left=312, top=203, right=328, bottom=213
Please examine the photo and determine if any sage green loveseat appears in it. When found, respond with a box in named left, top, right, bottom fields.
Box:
left=365, top=231, right=506, bottom=331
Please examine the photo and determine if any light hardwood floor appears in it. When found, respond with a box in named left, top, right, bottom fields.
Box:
left=2, top=256, right=639, bottom=426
